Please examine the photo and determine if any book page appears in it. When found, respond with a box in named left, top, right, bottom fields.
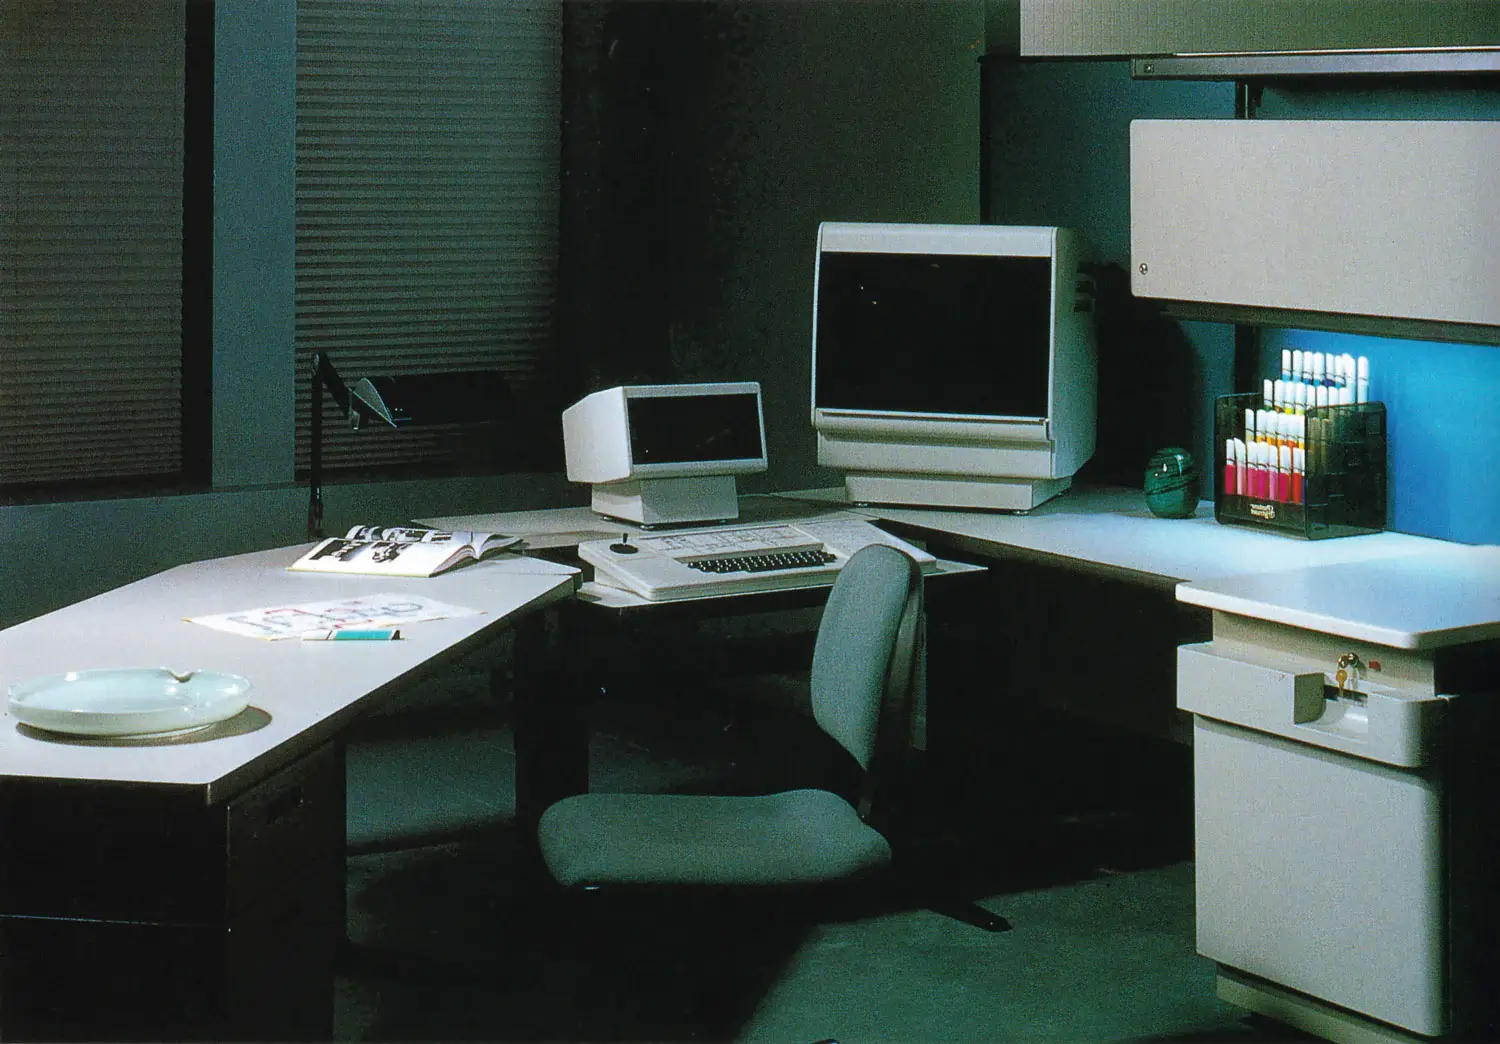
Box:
left=342, top=526, right=519, bottom=555
left=188, top=593, right=481, bottom=640
left=291, top=537, right=462, bottom=577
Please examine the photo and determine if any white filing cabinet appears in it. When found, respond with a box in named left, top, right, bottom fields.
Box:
left=1176, top=546, right=1500, bottom=1044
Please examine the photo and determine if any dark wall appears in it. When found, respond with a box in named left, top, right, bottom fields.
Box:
left=983, top=58, right=1235, bottom=486
left=560, top=0, right=985, bottom=491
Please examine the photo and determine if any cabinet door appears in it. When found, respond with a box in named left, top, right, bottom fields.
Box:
left=1009, top=0, right=1500, bottom=57
left=1131, top=119, right=1500, bottom=334
left=1194, top=717, right=1447, bottom=1036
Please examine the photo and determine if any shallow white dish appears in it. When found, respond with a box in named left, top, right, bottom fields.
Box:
left=8, top=668, right=252, bottom=737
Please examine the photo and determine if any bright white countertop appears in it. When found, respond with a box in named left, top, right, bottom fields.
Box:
left=1176, top=544, right=1500, bottom=650
left=782, top=486, right=1454, bottom=587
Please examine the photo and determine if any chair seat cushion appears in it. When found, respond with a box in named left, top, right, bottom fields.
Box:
left=537, top=788, right=892, bottom=888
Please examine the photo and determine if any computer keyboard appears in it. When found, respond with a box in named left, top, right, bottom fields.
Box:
left=687, top=548, right=837, bottom=574
left=577, top=518, right=935, bottom=601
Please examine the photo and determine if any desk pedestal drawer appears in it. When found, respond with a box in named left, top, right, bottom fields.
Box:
left=0, top=743, right=346, bottom=1041
left=0, top=742, right=343, bottom=922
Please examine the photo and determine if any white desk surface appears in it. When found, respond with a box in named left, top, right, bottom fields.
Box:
left=428, top=489, right=1488, bottom=639
left=780, top=486, right=1456, bottom=587
left=1177, top=544, right=1500, bottom=650
left=0, top=547, right=576, bottom=799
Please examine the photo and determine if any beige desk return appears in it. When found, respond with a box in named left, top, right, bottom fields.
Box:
left=0, top=544, right=576, bottom=1042
left=0, top=546, right=576, bottom=797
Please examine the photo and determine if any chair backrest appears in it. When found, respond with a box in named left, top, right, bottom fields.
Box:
left=809, top=543, right=924, bottom=817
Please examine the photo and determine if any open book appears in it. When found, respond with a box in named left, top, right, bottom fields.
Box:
left=289, top=525, right=522, bottom=578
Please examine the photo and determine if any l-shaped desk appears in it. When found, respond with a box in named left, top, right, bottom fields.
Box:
left=0, top=485, right=1483, bottom=1043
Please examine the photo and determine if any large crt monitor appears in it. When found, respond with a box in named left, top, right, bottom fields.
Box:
left=563, top=382, right=768, bottom=526
left=812, top=222, right=1096, bottom=511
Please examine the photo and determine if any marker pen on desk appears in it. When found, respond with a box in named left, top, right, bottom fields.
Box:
left=1293, top=349, right=1305, bottom=384
left=1264, top=378, right=1275, bottom=410
left=1236, top=439, right=1248, bottom=495
left=1282, top=349, right=1293, bottom=381
left=1292, top=446, right=1305, bottom=505
left=1357, top=356, right=1370, bottom=404
left=303, top=628, right=403, bottom=641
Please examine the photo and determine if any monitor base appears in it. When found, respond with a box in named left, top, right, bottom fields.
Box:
left=591, top=476, right=740, bottom=527
left=844, top=473, right=1072, bottom=512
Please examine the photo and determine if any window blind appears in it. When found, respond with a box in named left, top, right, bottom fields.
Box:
left=295, top=0, right=562, bottom=474
left=0, top=1, right=185, bottom=489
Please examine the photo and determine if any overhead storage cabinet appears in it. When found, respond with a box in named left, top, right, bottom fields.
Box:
left=1130, top=119, right=1500, bottom=341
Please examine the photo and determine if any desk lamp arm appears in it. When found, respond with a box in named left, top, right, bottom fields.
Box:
left=307, top=351, right=364, bottom=540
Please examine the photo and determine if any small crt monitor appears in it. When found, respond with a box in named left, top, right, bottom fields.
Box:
left=562, top=382, right=768, bottom=526
left=812, top=222, right=1097, bottom=511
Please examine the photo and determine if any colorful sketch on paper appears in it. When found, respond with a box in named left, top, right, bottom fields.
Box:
left=187, top=593, right=481, bottom=640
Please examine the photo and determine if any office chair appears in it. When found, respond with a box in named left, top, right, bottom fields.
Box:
left=535, top=543, right=1009, bottom=931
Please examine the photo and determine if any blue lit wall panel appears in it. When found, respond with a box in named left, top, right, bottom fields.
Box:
left=1261, top=329, right=1500, bottom=544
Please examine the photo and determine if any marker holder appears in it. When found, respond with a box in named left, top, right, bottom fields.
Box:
left=1213, top=392, right=1386, bottom=540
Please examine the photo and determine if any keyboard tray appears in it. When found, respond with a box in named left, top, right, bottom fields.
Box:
left=578, top=519, right=933, bottom=601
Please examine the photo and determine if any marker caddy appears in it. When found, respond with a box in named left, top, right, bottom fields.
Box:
left=1213, top=392, right=1386, bottom=539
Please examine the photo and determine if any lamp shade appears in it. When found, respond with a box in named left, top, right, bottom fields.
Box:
left=349, top=371, right=511, bottom=428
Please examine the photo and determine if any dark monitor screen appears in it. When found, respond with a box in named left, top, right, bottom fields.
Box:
left=628, top=392, right=763, bottom=465
left=815, top=251, right=1053, bottom=418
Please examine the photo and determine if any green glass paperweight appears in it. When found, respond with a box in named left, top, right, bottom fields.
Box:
left=1144, top=447, right=1199, bottom=519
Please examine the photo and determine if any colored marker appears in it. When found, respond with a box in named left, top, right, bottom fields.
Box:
left=303, top=628, right=403, bottom=641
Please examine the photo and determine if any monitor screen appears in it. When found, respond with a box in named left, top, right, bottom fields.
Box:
left=815, top=251, right=1053, bottom=419
left=627, top=390, right=764, bottom=465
